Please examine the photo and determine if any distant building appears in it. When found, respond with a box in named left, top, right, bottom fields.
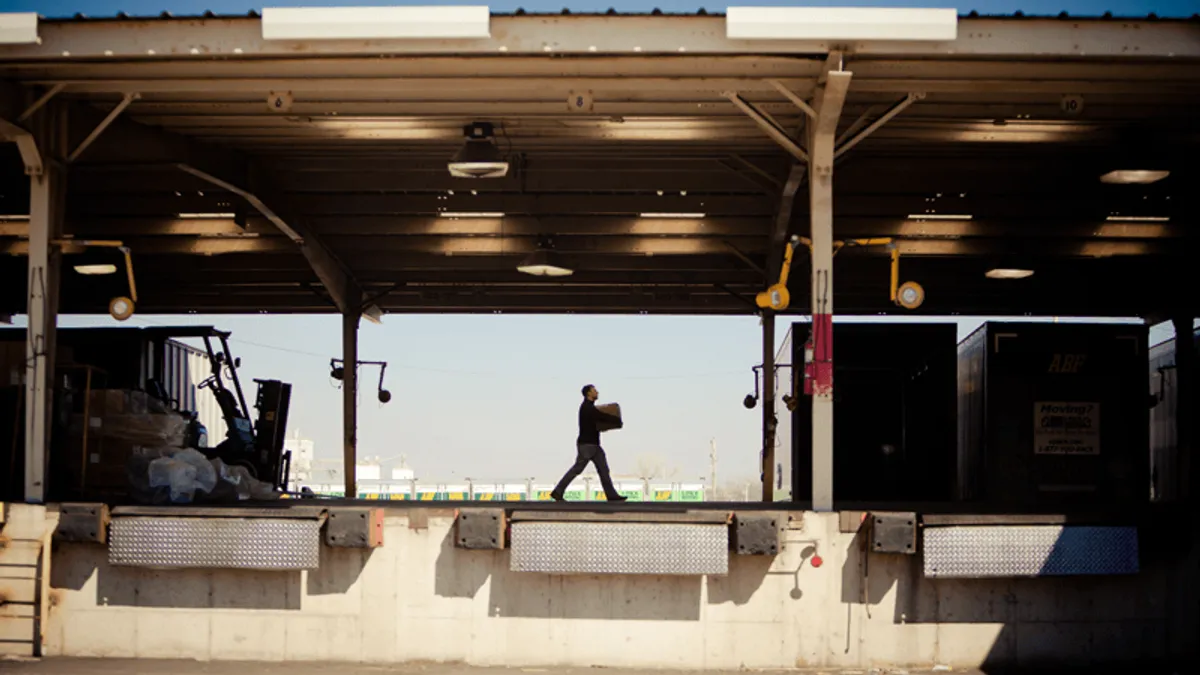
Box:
left=296, top=471, right=704, bottom=502
left=284, top=433, right=314, bottom=489
left=288, top=446, right=705, bottom=501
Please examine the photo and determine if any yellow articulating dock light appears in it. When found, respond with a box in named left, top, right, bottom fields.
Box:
left=891, top=246, right=925, bottom=310
left=756, top=235, right=799, bottom=312
left=53, top=239, right=140, bottom=321
left=784, top=236, right=925, bottom=311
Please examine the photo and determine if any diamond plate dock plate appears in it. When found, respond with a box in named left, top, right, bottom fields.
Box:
left=923, top=525, right=1138, bottom=578
left=510, top=521, right=727, bottom=575
left=109, top=517, right=320, bottom=570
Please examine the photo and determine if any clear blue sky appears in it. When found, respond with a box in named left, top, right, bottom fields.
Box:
left=1, top=0, right=1184, bottom=487
left=1, top=1, right=1197, bottom=18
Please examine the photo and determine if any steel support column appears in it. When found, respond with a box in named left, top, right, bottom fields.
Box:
left=762, top=312, right=777, bottom=502
left=342, top=312, right=360, bottom=499
left=1169, top=314, right=1200, bottom=663
left=22, top=105, right=68, bottom=503
left=808, top=67, right=852, bottom=513
left=759, top=165, right=806, bottom=503
left=1174, top=316, right=1196, bottom=505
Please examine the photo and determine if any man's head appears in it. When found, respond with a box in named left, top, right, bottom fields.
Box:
left=581, top=384, right=598, bottom=401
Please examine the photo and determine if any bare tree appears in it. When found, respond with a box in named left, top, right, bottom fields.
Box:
left=712, top=475, right=761, bottom=502
left=634, top=453, right=681, bottom=481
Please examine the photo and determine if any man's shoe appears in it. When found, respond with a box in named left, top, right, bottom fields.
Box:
left=608, top=495, right=629, bottom=502
left=549, top=492, right=566, bottom=502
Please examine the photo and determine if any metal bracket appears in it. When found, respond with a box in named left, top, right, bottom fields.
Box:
left=834, top=93, right=925, bottom=159
left=68, top=92, right=139, bottom=163
left=733, top=513, right=780, bottom=555
left=19, top=83, right=66, bottom=123
left=0, top=116, right=43, bottom=176
left=719, top=154, right=783, bottom=193
left=723, top=91, right=808, bottom=163
left=766, top=79, right=818, bottom=120
left=869, top=512, right=917, bottom=555
left=325, top=507, right=384, bottom=548
left=54, top=503, right=111, bottom=544
left=178, top=163, right=306, bottom=244
left=455, top=508, right=506, bottom=550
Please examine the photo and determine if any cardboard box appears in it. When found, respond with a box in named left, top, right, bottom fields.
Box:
left=85, top=390, right=149, bottom=416
left=596, top=402, right=623, bottom=432
left=85, top=389, right=127, bottom=416
left=70, top=410, right=187, bottom=448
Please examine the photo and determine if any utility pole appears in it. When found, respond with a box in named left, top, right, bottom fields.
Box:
left=709, top=438, right=718, bottom=497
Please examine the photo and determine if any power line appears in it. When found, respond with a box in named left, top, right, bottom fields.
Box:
left=228, top=338, right=326, bottom=360
left=130, top=316, right=749, bottom=381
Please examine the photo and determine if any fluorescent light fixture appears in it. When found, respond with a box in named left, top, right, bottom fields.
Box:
left=0, top=12, right=38, bottom=45
left=907, top=214, right=973, bottom=220
left=262, top=6, right=490, bottom=41
left=517, top=250, right=573, bottom=277
left=178, top=212, right=236, bottom=219
left=726, top=7, right=957, bottom=41
left=439, top=212, right=505, bottom=218
left=74, top=264, right=118, bottom=276
left=1106, top=215, right=1170, bottom=222
left=639, top=212, right=707, bottom=219
left=0, top=214, right=30, bottom=221
left=1099, top=170, right=1169, bottom=185
left=986, top=268, right=1035, bottom=280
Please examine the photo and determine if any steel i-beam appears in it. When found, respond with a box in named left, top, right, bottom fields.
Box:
left=68, top=92, right=139, bottom=163
left=723, top=91, right=808, bottom=163
left=0, top=117, right=43, bottom=175
left=342, top=312, right=360, bottom=498
left=834, top=93, right=925, bottom=159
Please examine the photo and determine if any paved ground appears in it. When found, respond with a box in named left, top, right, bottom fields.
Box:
left=0, top=661, right=981, bottom=675
left=0, top=660, right=1181, bottom=675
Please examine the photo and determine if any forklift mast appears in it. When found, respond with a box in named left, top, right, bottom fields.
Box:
left=197, top=332, right=293, bottom=489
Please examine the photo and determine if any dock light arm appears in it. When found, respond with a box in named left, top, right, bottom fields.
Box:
left=756, top=235, right=800, bottom=312
left=52, top=238, right=139, bottom=320
left=796, top=236, right=925, bottom=310
left=330, top=358, right=392, bottom=403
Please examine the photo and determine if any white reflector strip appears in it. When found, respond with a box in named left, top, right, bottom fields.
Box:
left=0, top=13, right=38, bottom=45
left=262, top=6, right=490, bottom=41
left=726, top=7, right=958, bottom=41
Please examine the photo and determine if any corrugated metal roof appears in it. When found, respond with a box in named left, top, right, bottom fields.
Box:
left=26, top=9, right=1200, bottom=22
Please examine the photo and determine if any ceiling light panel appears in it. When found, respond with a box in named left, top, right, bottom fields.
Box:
left=726, top=7, right=957, bottom=41
left=262, top=6, right=490, bottom=41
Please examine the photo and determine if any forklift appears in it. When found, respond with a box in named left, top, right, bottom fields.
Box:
left=1, top=325, right=294, bottom=501
left=180, top=329, right=294, bottom=490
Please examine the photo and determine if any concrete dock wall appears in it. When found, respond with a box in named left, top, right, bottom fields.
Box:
left=39, top=509, right=1184, bottom=669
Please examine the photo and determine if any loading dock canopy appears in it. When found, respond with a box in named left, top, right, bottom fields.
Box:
left=1, top=8, right=1198, bottom=317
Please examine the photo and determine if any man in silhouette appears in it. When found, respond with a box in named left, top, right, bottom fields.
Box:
left=550, top=384, right=628, bottom=502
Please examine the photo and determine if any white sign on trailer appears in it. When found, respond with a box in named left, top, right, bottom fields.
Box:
left=1033, top=401, right=1100, bottom=455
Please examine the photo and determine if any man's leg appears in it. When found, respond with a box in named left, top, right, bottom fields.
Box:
left=589, top=446, right=626, bottom=501
left=551, top=449, right=589, bottom=499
